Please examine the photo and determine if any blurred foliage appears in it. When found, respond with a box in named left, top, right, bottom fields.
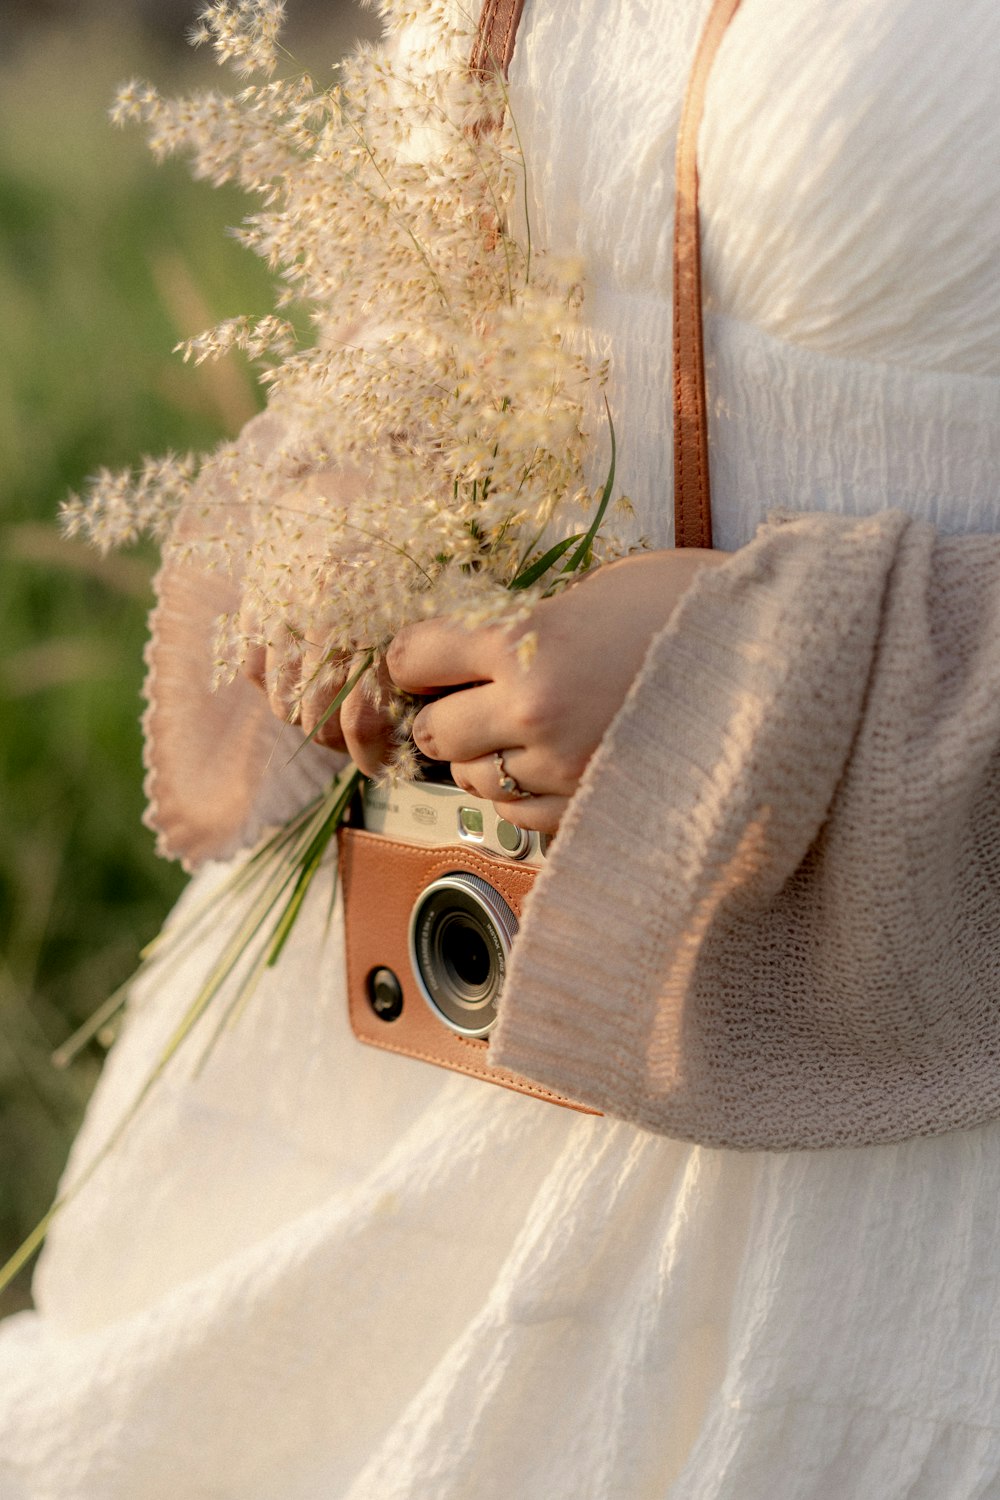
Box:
left=0, top=3, right=378, bottom=1312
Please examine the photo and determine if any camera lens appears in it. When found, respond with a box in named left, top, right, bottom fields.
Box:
left=408, top=873, right=519, bottom=1037
left=437, top=913, right=492, bottom=990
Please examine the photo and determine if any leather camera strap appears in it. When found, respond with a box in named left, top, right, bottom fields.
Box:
left=469, top=0, right=527, bottom=78
left=471, top=0, right=743, bottom=550
left=672, top=0, right=743, bottom=547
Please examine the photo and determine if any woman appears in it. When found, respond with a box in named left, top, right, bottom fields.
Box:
left=2, top=0, right=999, bottom=1494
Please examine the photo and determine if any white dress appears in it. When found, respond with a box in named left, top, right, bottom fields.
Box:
left=3, top=1, right=1000, bottom=1495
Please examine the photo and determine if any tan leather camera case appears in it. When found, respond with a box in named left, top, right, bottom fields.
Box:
left=338, top=827, right=598, bottom=1113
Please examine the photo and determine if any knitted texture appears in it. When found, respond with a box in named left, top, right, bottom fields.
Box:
left=142, top=412, right=343, bottom=870
left=492, top=509, right=1000, bottom=1146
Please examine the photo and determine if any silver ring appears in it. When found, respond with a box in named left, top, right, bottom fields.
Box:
left=493, top=751, right=533, bottom=800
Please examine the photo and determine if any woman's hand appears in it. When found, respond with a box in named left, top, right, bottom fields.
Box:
left=242, top=625, right=395, bottom=763
left=383, top=547, right=727, bottom=833
left=242, top=624, right=344, bottom=748
left=236, top=454, right=374, bottom=755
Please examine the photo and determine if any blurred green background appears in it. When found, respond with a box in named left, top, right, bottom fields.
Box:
left=0, top=0, right=379, bottom=1312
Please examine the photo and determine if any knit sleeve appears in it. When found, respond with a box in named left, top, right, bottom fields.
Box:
left=142, top=410, right=344, bottom=872
left=489, top=509, right=1000, bottom=1149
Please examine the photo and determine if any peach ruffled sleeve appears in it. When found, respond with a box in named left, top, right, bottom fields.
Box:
left=141, top=411, right=345, bottom=871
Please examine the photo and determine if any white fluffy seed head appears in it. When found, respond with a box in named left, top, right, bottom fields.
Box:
left=76, top=1, right=622, bottom=745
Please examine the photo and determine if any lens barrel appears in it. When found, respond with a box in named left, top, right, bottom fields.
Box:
left=408, top=873, right=519, bottom=1037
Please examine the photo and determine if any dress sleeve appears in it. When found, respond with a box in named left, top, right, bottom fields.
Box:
left=490, top=509, right=1000, bottom=1149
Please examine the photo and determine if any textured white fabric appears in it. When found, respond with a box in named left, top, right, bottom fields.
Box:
left=3, top=0, right=1000, bottom=1493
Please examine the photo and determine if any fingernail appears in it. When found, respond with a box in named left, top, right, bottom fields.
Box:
left=411, top=715, right=432, bottom=756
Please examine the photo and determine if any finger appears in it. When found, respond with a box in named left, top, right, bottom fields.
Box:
left=451, top=744, right=579, bottom=802
left=449, top=750, right=538, bottom=803
left=411, top=683, right=517, bottom=764
left=299, top=639, right=350, bottom=752
left=242, top=640, right=266, bottom=690
left=237, top=595, right=266, bottom=689
left=387, top=617, right=505, bottom=695
left=494, top=792, right=566, bottom=840
left=341, top=655, right=397, bottom=776
left=491, top=793, right=567, bottom=837
left=450, top=755, right=565, bottom=833
left=264, top=637, right=303, bottom=726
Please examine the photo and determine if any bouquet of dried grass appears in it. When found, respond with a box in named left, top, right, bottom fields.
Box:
left=64, top=0, right=626, bottom=722
left=1, top=0, right=630, bottom=1292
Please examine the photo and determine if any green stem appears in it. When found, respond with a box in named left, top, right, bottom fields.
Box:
left=562, top=398, right=616, bottom=575
left=291, top=652, right=375, bottom=756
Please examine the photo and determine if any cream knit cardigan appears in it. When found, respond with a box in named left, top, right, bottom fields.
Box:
left=494, top=509, right=1000, bottom=1147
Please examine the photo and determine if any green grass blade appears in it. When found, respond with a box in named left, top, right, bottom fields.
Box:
left=266, top=769, right=360, bottom=965
left=0, top=1206, right=60, bottom=1296
left=562, top=398, right=616, bottom=576
left=50, top=980, right=135, bottom=1071
left=509, top=532, right=585, bottom=590
left=290, top=654, right=374, bottom=758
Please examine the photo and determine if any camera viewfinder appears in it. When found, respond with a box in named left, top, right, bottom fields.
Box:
left=458, top=806, right=485, bottom=841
